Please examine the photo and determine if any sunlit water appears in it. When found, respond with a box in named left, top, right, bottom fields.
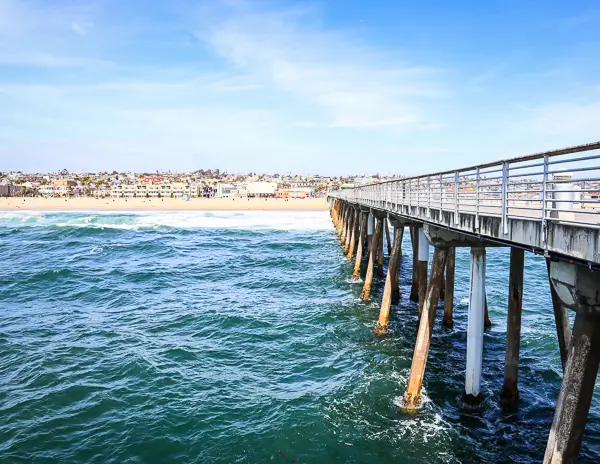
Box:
left=1, top=210, right=599, bottom=463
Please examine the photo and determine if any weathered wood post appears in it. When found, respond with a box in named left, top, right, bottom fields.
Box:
left=367, top=212, right=374, bottom=255
left=443, top=247, right=456, bottom=328
left=409, top=225, right=420, bottom=302
left=385, top=219, right=392, bottom=255
left=391, top=226, right=403, bottom=305
left=375, top=221, right=404, bottom=335
left=543, top=262, right=600, bottom=463
left=500, top=248, right=524, bottom=410
left=543, top=312, right=600, bottom=463
left=360, top=215, right=383, bottom=301
left=484, top=294, right=492, bottom=329
left=347, top=207, right=359, bottom=260
left=417, top=228, right=429, bottom=320
left=547, top=259, right=571, bottom=371
left=462, top=247, right=486, bottom=410
left=341, top=204, right=350, bottom=246
left=402, top=246, right=448, bottom=410
left=343, top=206, right=354, bottom=254
left=377, top=228, right=385, bottom=280
left=352, top=210, right=368, bottom=281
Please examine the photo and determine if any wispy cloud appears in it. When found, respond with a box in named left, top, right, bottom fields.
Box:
left=194, top=1, right=449, bottom=130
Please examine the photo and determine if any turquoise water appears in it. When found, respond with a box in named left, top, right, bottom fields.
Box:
left=0, top=210, right=599, bottom=463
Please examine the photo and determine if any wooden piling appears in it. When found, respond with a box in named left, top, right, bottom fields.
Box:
left=500, top=248, right=524, bottom=410
left=443, top=247, right=456, bottom=328
left=409, top=225, right=419, bottom=302
left=543, top=312, right=600, bottom=463
left=402, top=247, right=448, bottom=409
left=375, top=224, right=404, bottom=335
left=385, top=219, right=392, bottom=256
left=352, top=211, right=368, bottom=281
left=377, top=230, right=385, bottom=280
left=484, top=294, right=492, bottom=329
left=360, top=216, right=382, bottom=301
left=343, top=207, right=354, bottom=254
left=547, top=259, right=571, bottom=371
left=391, top=226, right=402, bottom=305
left=417, top=228, right=429, bottom=321
left=347, top=209, right=359, bottom=260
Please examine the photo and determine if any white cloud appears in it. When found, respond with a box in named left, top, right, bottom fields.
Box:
left=195, top=2, right=448, bottom=130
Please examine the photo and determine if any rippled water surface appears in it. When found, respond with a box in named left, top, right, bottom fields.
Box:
left=1, top=210, right=599, bottom=463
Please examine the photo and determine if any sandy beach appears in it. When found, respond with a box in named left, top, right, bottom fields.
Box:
left=0, top=197, right=329, bottom=211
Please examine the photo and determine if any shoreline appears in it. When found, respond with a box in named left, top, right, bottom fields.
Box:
left=0, top=197, right=329, bottom=212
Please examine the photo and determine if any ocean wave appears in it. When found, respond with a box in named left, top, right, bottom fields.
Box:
left=0, top=210, right=332, bottom=231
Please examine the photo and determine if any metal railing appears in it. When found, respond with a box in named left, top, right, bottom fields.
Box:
left=328, top=142, right=600, bottom=239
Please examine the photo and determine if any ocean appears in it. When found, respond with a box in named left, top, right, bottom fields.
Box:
left=0, top=210, right=599, bottom=463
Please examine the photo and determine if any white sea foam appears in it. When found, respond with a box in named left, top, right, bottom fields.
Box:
left=0, top=210, right=332, bottom=231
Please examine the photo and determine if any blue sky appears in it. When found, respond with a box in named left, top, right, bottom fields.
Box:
left=0, top=0, right=599, bottom=175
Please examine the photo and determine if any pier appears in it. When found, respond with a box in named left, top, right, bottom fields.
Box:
left=328, top=142, right=600, bottom=463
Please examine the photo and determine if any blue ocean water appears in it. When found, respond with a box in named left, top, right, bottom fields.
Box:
left=0, top=210, right=599, bottom=463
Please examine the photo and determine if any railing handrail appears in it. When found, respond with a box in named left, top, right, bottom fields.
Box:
left=343, top=141, right=600, bottom=187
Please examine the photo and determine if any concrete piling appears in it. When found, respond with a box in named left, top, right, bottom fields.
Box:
left=347, top=208, right=359, bottom=260
left=385, top=219, right=392, bottom=256
left=352, top=211, right=368, bottom=281
left=375, top=223, right=404, bottom=335
left=417, top=228, right=429, bottom=320
left=443, top=247, right=456, bottom=328
left=391, top=226, right=402, bottom=305
left=500, top=248, right=524, bottom=410
left=360, top=215, right=382, bottom=301
left=547, top=259, right=571, bottom=371
left=402, top=246, right=448, bottom=410
left=543, top=312, right=600, bottom=463
left=409, top=225, right=419, bottom=302
left=462, top=247, right=486, bottom=410
left=343, top=207, right=354, bottom=254
left=367, top=212, right=374, bottom=255
left=377, top=230, right=385, bottom=280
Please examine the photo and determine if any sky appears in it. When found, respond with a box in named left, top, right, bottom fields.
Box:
left=0, top=0, right=599, bottom=175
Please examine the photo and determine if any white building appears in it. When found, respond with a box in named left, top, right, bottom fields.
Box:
left=247, top=182, right=277, bottom=197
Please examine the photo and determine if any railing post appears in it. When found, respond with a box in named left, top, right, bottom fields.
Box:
left=475, top=167, right=480, bottom=231
left=501, top=162, right=508, bottom=235
left=542, top=155, right=548, bottom=247
left=439, top=174, right=443, bottom=211
left=427, top=175, right=431, bottom=219
left=454, top=171, right=459, bottom=226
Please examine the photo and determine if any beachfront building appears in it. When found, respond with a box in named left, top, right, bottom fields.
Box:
left=53, top=180, right=77, bottom=197
left=216, top=183, right=239, bottom=198
left=247, top=182, right=278, bottom=198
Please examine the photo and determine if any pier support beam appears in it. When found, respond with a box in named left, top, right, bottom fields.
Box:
left=544, top=261, right=600, bottom=462
left=360, top=215, right=382, bottom=301
left=347, top=208, right=359, bottom=260
left=375, top=223, right=404, bottom=335
left=352, top=211, right=368, bottom=281
left=463, top=247, right=486, bottom=410
left=417, top=228, right=429, bottom=319
left=402, top=247, right=448, bottom=410
left=377, top=230, right=385, bottom=280
left=500, top=248, right=524, bottom=410
left=409, top=225, right=419, bottom=302
left=385, top=219, right=392, bottom=256
left=338, top=203, right=346, bottom=239
left=543, top=312, right=600, bottom=463
left=343, top=206, right=354, bottom=254
left=443, top=247, right=456, bottom=328
left=391, top=226, right=402, bottom=305
left=367, top=212, right=374, bottom=254
left=547, top=260, right=571, bottom=371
